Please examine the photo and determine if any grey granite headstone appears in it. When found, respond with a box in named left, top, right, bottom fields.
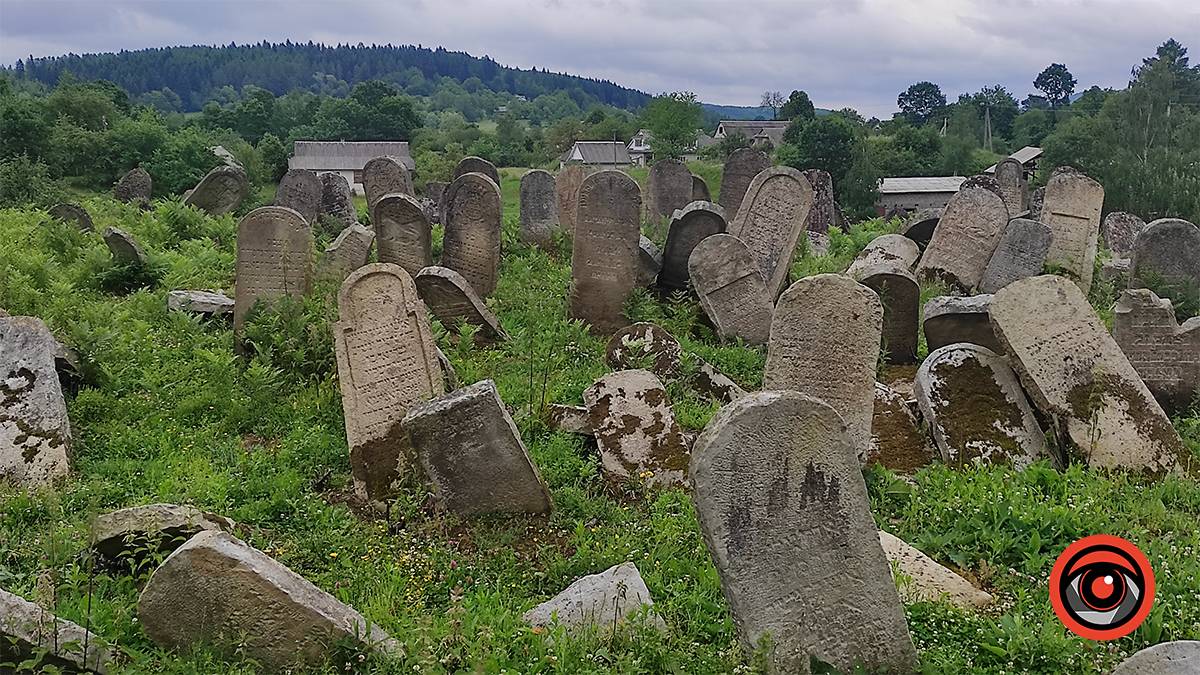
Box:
left=1029, top=186, right=1045, bottom=221
left=0, top=316, right=72, bottom=487
left=319, top=172, right=358, bottom=232
left=718, top=147, right=771, bottom=219
left=114, top=167, right=152, bottom=203
left=183, top=165, right=248, bottom=217
left=916, top=187, right=1009, bottom=291
left=232, top=206, right=313, bottom=339
left=1130, top=218, right=1200, bottom=305
left=583, top=369, right=690, bottom=487
left=522, top=562, right=665, bottom=635
left=901, top=208, right=942, bottom=250
left=555, top=164, right=588, bottom=234
left=441, top=172, right=503, bottom=298
left=845, top=234, right=921, bottom=278
left=167, top=290, right=234, bottom=316
left=605, top=322, right=682, bottom=379
left=452, top=155, right=500, bottom=188
left=1112, top=641, right=1200, bottom=675
left=688, top=233, right=773, bottom=345
left=994, top=157, right=1027, bottom=216
left=92, top=503, right=235, bottom=564
left=923, top=294, right=1001, bottom=353
left=638, top=235, right=662, bottom=288
left=272, top=168, right=321, bottom=225
left=414, top=265, right=506, bottom=343
left=318, top=222, right=374, bottom=282
left=657, top=201, right=726, bottom=293
left=569, top=171, right=642, bottom=335
left=519, top=169, right=558, bottom=249
left=728, top=166, right=814, bottom=297
left=978, top=218, right=1054, bottom=294
left=363, top=156, right=413, bottom=208
left=1112, top=288, right=1200, bottom=414
left=691, top=174, right=711, bottom=202
left=849, top=256, right=920, bottom=364
left=1041, top=167, right=1104, bottom=291
left=373, top=193, right=432, bottom=278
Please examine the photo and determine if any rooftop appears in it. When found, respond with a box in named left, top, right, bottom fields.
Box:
left=984, top=146, right=1042, bottom=173
left=878, top=176, right=967, bottom=194
left=289, top=141, right=415, bottom=171
left=564, top=141, right=632, bottom=165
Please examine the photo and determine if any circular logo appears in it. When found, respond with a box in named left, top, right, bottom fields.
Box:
left=1049, top=534, right=1155, bottom=640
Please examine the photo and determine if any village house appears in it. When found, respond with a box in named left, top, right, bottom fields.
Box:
left=626, top=129, right=717, bottom=166
left=288, top=141, right=416, bottom=195
left=875, top=176, right=967, bottom=215
left=712, top=120, right=790, bottom=149
left=559, top=140, right=633, bottom=169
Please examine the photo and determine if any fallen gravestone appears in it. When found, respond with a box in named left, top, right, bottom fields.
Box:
left=916, top=187, right=1009, bottom=291
left=728, top=166, right=814, bottom=297
left=1102, top=211, right=1145, bottom=258
left=167, top=290, right=234, bottom=316
left=718, top=147, right=771, bottom=218
left=570, top=171, right=642, bottom=335
left=92, top=503, right=235, bottom=565
left=519, top=169, right=558, bottom=249
left=638, top=235, right=662, bottom=288
left=547, top=403, right=593, bottom=436
left=687, top=234, right=773, bottom=345
left=184, top=165, right=248, bottom=216
left=522, top=562, right=666, bottom=635
left=272, top=168, right=322, bottom=224
left=452, top=155, right=500, bottom=188
left=583, top=369, right=690, bottom=487
left=555, top=164, right=588, bottom=234
left=103, top=226, right=148, bottom=267
left=868, top=382, right=936, bottom=473
left=802, top=168, right=835, bottom=233
left=695, top=362, right=747, bottom=403
left=48, top=202, right=93, bottom=231
left=1112, top=289, right=1200, bottom=414
left=978, top=218, right=1054, bottom=294
left=442, top=172, right=503, bottom=297
left=414, top=266, right=506, bottom=343
left=318, top=222, right=374, bottom=282
left=1041, top=167, right=1104, bottom=291
left=605, top=322, right=683, bottom=379
left=374, top=192, right=433, bottom=278
left=0, top=317, right=72, bottom=487
left=994, top=157, right=1027, bottom=216
left=657, top=201, right=726, bottom=293
left=1111, top=641, right=1200, bottom=675
left=363, top=156, right=412, bottom=208
left=114, top=167, right=152, bottom=204
left=923, top=294, right=1001, bottom=353
left=232, top=206, right=313, bottom=339
left=878, top=531, right=994, bottom=610
left=848, top=237, right=920, bottom=364
left=691, top=174, right=711, bottom=202
left=646, top=158, right=693, bottom=222
left=901, top=208, right=942, bottom=250
left=1130, top=218, right=1200, bottom=305
left=318, top=172, right=358, bottom=233
left=1, top=587, right=115, bottom=673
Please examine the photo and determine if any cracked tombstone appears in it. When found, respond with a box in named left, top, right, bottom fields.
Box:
left=728, top=166, right=814, bottom=297
left=978, top=218, right=1054, bottom=294
left=519, top=169, right=558, bottom=249
left=318, top=222, right=374, bottom=282
left=319, top=171, right=358, bottom=232
left=452, top=155, right=500, bottom=188
left=569, top=171, right=642, bottom=335
left=441, top=172, right=503, bottom=298
left=646, top=158, right=692, bottom=222
left=994, top=157, right=1027, bottom=216
left=414, top=266, right=506, bottom=344
left=923, top=295, right=1001, bottom=353
left=103, top=226, right=148, bottom=267
left=0, top=316, right=72, bottom=488
left=373, top=192, right=432, bottom=279
left=583, top=369, right=690, bottom=487
left=657, top=201, right=726, bottom=293
left=1112, top=289, right=1200, bottom=414
left=1, top=587, right=116, bottom=673
left=232, top=206, right=313, bottom=341
left=718, top=147, right=770, bottom=219
left=363, top=156, right=412, bottom=208
left=916, top=187, right=1009, bottom=291
left=114, top=167, right=152, bottom=204
left=183, top=165, right=248, bottom=217
left=688, top=234, right=773, bottom=345
left=272, top=168, right=322, bottom=224
left=48, top=203, right=93, bottom=231
left=868, top=382, right=936, bottom=473
left=1102, top=212, right=1146, bottom=258
left=1041, top=167, right=1104, bottom=291
left=1130, top=218, right=1200, bottom=305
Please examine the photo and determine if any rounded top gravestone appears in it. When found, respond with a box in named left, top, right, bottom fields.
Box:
left=452, top=155, right=500, bottom=188
left=441, top=172, right=503, bottom=298
left=658, top=201, right=727, bottom=292
left=646, top=158, right=693, bottom=222
left=728, top=166, right=814, bottom=297
left=718, top=147, right=770, bottom=218
left=569, top=170, right=642, bottom=335
left=362, top=156, right=412, bottom=208
left=272, top=169, right=322, bottom=224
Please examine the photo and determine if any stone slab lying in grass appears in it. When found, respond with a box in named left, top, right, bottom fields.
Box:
left=1112, top=641, right=1200, bottom=675
left=167, top=290, right=234, bottom=316
left=92, top=503, right=235, bottom=564
left=0, top=316, right=72, bottom=488
left=522, top=562, right=666, bottom=636
left=879, top=530, right=994, bottom=610
left=583, top=369, right=690, bottom=487
left=1, top=587, right=115, bottom=674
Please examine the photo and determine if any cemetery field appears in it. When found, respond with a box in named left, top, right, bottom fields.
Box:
left=1, top=186, right=1199, bottom=674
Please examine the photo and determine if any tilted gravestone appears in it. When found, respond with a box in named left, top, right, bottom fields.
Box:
left=414, top=266, right=506, bottom=343
left=373, top=193, right=432, bottom=278
left=404, top=379, right=552, bottom=516
left=646, top=158, right=693, bottom=222
left=690, top=391, right=918, bottom=673
left=688, top=233, right=773, bottom=345
left=519, top=169, right=558, bottom=249
left=0, top=316, right=72, bottom=487
left=441, top=172, right=503, bottom=298
left=1130, top=218, right=1200, bottom=305
left=114, top=167, right=152, bottom=203
left=452, top=155, right=500, bottom=187
left=718, top=147, right=770, bottom=219
left=48, top=203, right=93, bottom=231
left=916, top=187, right=1009, bottom=291
left=915, top=343, right=1049, bottom=468
left=765, top=274, right=883, bottom=458
left=103, top=226, right=148, bottom=267
left=92, top=503, right=235, bottom=565
left=569, top=171, right=642, bottom=335
left=657, top=201, right=727, bottom=293
left=334, top=264, right=442, bottom=502
left=638, top=235, right=662, bottom=288
left=978, top=218, right=1054, bottom=294
left=555, top=164, right=589, bottom=234
left=691, top=174, right=711, bottom=202
left=869, top=382, right=936, bottom=473
left=994, top=157, right=1027, bottom=216
left=849, top=252, right=919, bottom=364
left=846, top=234, right=920, bottom=278
left=1, top=587, right=115, bottom=673
left=183, top=165, right=248, bottom=217
left=319, top=172, right=358, bottom=232
left=272, top=168, right=322, bottom=224
left=990, top=275, right=1188, bottom=473
left=1102, top=212, right=1146, bottom=258
left=605, top=322, right=683, bottom=380
left=923, top=294, right=1001, bottom=353
left=802, top=168, right=835, bottom=233
left=362, top=156, right=412, bottom=209
left=729, top=166, right=814, bottom=297
left=233, top=206, right=313, bottom=339
left=901, top=208, right=942, bottom=250
left=317, top=222, right=374, bottom=282
left=584, top=369, right=690, bottom=487
left=1041, top=167, right=1104, bottom=291
left=1112, top=289, right=1200, bottom=414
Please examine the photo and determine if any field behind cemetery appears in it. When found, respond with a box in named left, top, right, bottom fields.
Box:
left=1, top=166, right=1199, bottom=673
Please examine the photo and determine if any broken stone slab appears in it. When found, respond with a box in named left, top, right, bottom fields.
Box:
left=1, top=587, right=115, bottom=674
left=923, top=294, right=1002, bottom=354
left=103, top=226, right=147, bottom=267
left=414, top=266, right=507, bottom=344
left=688, top=233, right=773, bottom=346
left=605, top=323, right=682, bottom=379
left=1111, top=641, right=1200, bottom=675
left=879, top=531, right=994, bottom=610
left=522, top=562, right=666, bottom=636
left=1112, top=289, right=1200, bottom=414
left=167, top=290, right=234, bottom=316
left=637, top=235, right=662, bottom=288
left=92, top=503, right=236, bottom=565
left=318, top=222, right=375, bottom=283
left=694, top=362, right=746, bottom=403
left=978, top=218, right=1053, bottom=294
left=868, top=382, right=936, bottom=473
left=48, top=203, right=93, bottom=231
left=547, top=404, right=593, bottom=436
left=1, top=316, right=72, bottom=488
left=583, top=369, right=690, bottom=488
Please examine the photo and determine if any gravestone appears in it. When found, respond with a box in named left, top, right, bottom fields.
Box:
left=272, top=168, right=321, bottom=224
left=404, top=379, right=551, bottom=515
left=960, top=174, right=1001, bottom=197
left=92, top=503, right=235, bottom=565
left=638, top=236, right=662, bottom=288
left=1112, top=289, right=1200, bottom=414
left=849, top=257, right=919, bottom=364
left=519, top=169, right=558, bottom=249
left=569, top=171, right=642, bottom=335
left=167, top=290, right=234, bottom=316
left=691, top=174, right=711, bottom=202
left=901, top=208, right=942, bottom=250
left=868, top=382, right=936, bottom=473
left=523, top=562, right=666, bottom=635
left=845, top=234, right=921, bottom=278
left=318, top=172, right=358, bottom=233
left=425, top=181, right=447, bottom=222
left=878, top=531, right=994, bottom=610
left=1102, top=212, right=1146, bottom=258
left=690, top=391, right=917, bottom=673
left=362, top=156, right=412, bottom=208
left=1029, top=186, right=1045, bottom=221
left=103, top=226, right=147, bottom=266
left=373, top=193, right=432, bottom=278
left=583, top=369, right=690, bottom=487
left=1130, top=218, right=1200, bottom=304
left=687, top=233, right=773, bottom=345
left=555, top=164, right=588, bottom=234
left=183, top=165, right=248, bottom=216
left=232, top=206, right=313, bottom=338
left=48, top=203, right=93, bottom=231
left=605, top=322, right=682, bottom=379
left=1, top=588, right=115, bottom=673
left=441, top=172, right=503, bottom=297
left=0, top=316, right=72, bottom=487
left=923, top=294, right=1001, bottom=353
left=318, top=222, right=374, bottom=282
left=414, top=266, right=506, bottom=343
left=916, top=187, right=1009, bottom=291
left=729, top=166, right=814, bottom=297
left=990, top=275, right=1187, bottom=473
left=114, top=166, right=152, bottom=203
left=978, top=218, right=1054, bottom=294
left=334, top=264, right=442, bottom=502
left=718, top=147, right=770, bottom=218
left=1112, top=641, right=1200, bottom=675
left=1041, top=167, right=1104, bottom=291
left=657, top=201, right=727, bottom=292
left=646, top=159, right=692, bottom=222
left=802, top=168, right=835, bottom=233
left=994, top=157, right=1027, bottom=216
left=915, top=343, right=1048, bottom=468
left=452, top=155, right=500, bottom=187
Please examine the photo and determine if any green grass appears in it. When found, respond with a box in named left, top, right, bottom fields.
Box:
left=1, top=188, right=1198, bottom=673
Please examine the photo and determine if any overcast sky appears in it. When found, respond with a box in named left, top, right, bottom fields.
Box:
left=0, top=0, right=1195, bottom=116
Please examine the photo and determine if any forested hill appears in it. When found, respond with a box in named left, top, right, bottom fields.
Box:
left=8, top=42, right=652, bottom=112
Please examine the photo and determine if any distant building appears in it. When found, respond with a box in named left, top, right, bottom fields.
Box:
left=560, top=141, right=632, bottom=168
left=983, top=146, right=1043, bottom=178
left=288, top=141, right=415, bottom=195
left=626, top=129, right=718, bottom=166
left=876, top=176, right=967, bottom=214
left=713, top=120, right=790, bottom=149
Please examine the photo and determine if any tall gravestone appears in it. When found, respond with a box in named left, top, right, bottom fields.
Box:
left=272, top=169, right=322, bottom=225
left=728, top=166, right=814, bottom=297
left=183, top=165, right=249, bottom=216
left=334, top=264, right=442, bottom=502
left=319, top=172, right=358, bottom=232
left=993, top=158, right=1027, bottom=216
left=1041, top=168, right=1104, bottom=291
left=802, top=168, right=835, bottom=233
left=1101, top=212, right=1146, bottom=258
left=688, top=234, right=773, bottom=345
left=657, top=201, right=726, bottom=293
left=718, top=148, right=770, bottom=218
left=0, top=316, right=72, bottom=487
left=1112, top=289, right=1200, bottom=414
left=584, top=369, right=690, bottom=487
left=519, top=169, right=558, bottom=249
left=1029, top=186, right=1045, bottom=221
left=114, top=167, right=152, bottom=204
left=646, top=159, right=693, bottom=222
left=569, top=171, right=642, bottom=335
left=373, top=193, right=433, bottom=278
left=441, top=172, right=503, bottom=298
left=233, top=206, right=313, bottom=340
left=916, top=187, right=1009, bottom=291
left=1130, top=218, right=1200, bottom=305
left=362, top=156, right=412, bottom=209
left=691, top=391, right=917, bottom=673
left=414, top=266, right=506, bottom=344
left=691, top=174, right=711, bottom=202
left=555, top=164, right=588, bottom=234
left=453, top=155, right=500, bottom=188
left=978, top=218, right=1054, bottom=294
left=848, top=243, right=919, bottom=364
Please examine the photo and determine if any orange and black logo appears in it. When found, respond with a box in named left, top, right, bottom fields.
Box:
left=1049, top=534, right=1155, bottom=640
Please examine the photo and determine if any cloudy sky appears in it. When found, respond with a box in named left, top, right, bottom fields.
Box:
left=0, top=0, right=1195, bottom=116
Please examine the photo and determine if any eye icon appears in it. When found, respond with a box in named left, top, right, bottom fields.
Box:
left=1049, top=534, right=1155, bottom=640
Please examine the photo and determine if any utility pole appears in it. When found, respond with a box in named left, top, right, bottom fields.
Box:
left=983, top=105, right=993, bottom=152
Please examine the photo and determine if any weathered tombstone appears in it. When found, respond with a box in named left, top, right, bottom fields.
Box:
left=583, top=369, right=690, bottom=487
left=1029, top=186, right=1045, bottom=221
left=318, top=222, right=374, bottom=282
left=846, top=234, right=921, bottom=278
left=522, top=562, right=666, bottom=635
left=441, top=172, right=503, bottom=298
left=989, top=275, right=1187, bottom=473
left=638, top=235, right=662, bottom=288
left=167, top=290, right=234, bottom=316
left=318, top=172, right=358, bottom=233
left=569, top=171, right=642, bottom=335
left=914, top=343, right=1048, bottom=468
left=978, top=218, right=1054, bottom=294
left=605, top=322, right=682, bottom=379
left=1130, top=218, right=1200, bottom=304
left=657, top=201, right=727, bottom=292
left=403, top=379, right=551, bottom=515
left=0, top=317, right=72, bottom=487
left=1102, top=212, right=1146, bottom=258
left=519, top=169, right=558, bottom=249
left=923, top=294, right=1001, bottom=353
left=691, top=174, right=711, bottom=202
left=1112, top=289, right=1200, bottom=414
left=690, top=391, right=918, bottom=673
left=138, top=531, right=399, bottom=670
left=868, top=382, right=936, bottom=473
left=646, top=159, right=692, bottom=222
left=425, top=181, right=447, bottom=224
left=414, top=266, right=506, bottom=343
left=802, top=168, right=835, bottom=233
left=272, top=168, right=321, bottom=224
left=901, top=208, right=942, bottom=250
left=92, top=503, right=235, bottom=564
left=1, top=588, right=115, bottom=673
left=452, top=155, right=500, bottom=187
left=960, top=173, right=1001, bottom=197
left=373, top=193, right=432, bottom=278
left=916, top=187, right=1009, bottom=291
left=184, top=165, right=248, bottom=216
left=696, top=362, right=747, bottom=403
left=334, top=264, right=442, bottom=502
left=994, top=158, right=1027, bottom=216
left=1041, top=167, right=1104, bottom=291
left=1112, top=641, right=1200, bottom=675
left=687, top=234, right=773, bottom=345
left=1102, top=257, right=1132, bottom=287
left=114, top=166, right=152, bottom=204
left=232, top=206, right=313, bottom=339
left=765, top=275, right=882, bottom=458
left=555, top=164, right=588, bottom=234
left=48, top=202, right=92, bottom=231
left=878, top=531, right=994, bottom=610
left=362, top=156, right=412, bottom=209
left=729, top=167, right=814, bottom=297
left=718, top=147, right=770, bottom=218
left=849, top=256, right=919, bottom=364
left=103, top=226, right=147, bottom=267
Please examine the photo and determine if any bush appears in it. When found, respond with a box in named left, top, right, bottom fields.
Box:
left=0, top=155, right=63, bottom=208
left=145, top=126, right=223, bottom=195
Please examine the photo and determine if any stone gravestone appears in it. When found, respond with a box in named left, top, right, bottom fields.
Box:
left=48, top=203, right=93, bottom=231
left=690, top=391, right=917, bottom=673
left=1112, top=289, right=1200, bottom=414
left=569, top=171, right=642, bottom=335
left=1130, top=218, right=1200, bottom=304
left=923, top=294, right=1001, bottom=353
left=441, top=172, right=503, bottom=298
left=319, top=172, right=358, bottom=232
left=232, top=207, right=312, bottom=338
left=657, top=201, right=727, bottom=293
left=523, top=562, right=665, bottom=635
left=990, top=275, right=1188, bottom=473
left=901, top=208, right=942, bottom=250
left=403, top=379, right=552, bottom=516
left=959, top=174, right=1001, bottom=196
left=1, top=587, right=115, bottom=673
left=915, top=186, right=1009, bottom=291
left=646, top=159, right=693, bottom=222
left=1029, top=186, right=1045, bottom=221
left=519, top=169, right=558, bottom=249
left=584, top=369, right=690, bottom=487
left=184, top=165, right=249, bottom=216
left=167, top=290, right=234, bottom=316
left=802, top=168, right=835, bottom=233
left=978, top=218, right=1054, bottom=294
left=691, top=174, right=711, bottom=202
left=453, top=155, right=500, bottom=187
left=318, top=222, right=374, bottom=282
left=373, top=193, right=433, bottom=278
left=1102, top=212, right=1146, bottom=258
left=555, top=164, right=588, bottom=234
left=362, top=156, right=412, bottom=209
left=114, top=167, right=152, bottom=204
left=425, top=181, right=446, bottom=222
left=638, top=236, right=662, bottom=288
left=1112, top=641, right=1200, bottom=675
left=994, top=157, right=1027, bottom=216
left=869, top=382, right=936, bottom=473
left=92, top=502, right=235, bottom=565
left=765, top=274, right=883, bottom=458
left=272, top=168, right=321, bottom=224
left=718, top=147, right=770, bottom=219
left=848, top=250, right=919, bottom=364
left=605, top=322, right=683, bottom=380
left=1041, top=167, right=1104, bottom=291
left=915, top=343, right=1048, bottom=468
left=728, top=166, right=814, bottom=297
left=688, top=234, right=773, bottom=345
left=0, top=316, right=72, bottom=487
left=414, top=266, right=506, bottom=343
left=846, top=234, right=921, bottom=278
left=334, top=264, right=442, bottom=502
left=103, top=226, right=148, bottom=266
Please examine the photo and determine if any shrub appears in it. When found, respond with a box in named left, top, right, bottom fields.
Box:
left=0, top=155, right=63, bottom=208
